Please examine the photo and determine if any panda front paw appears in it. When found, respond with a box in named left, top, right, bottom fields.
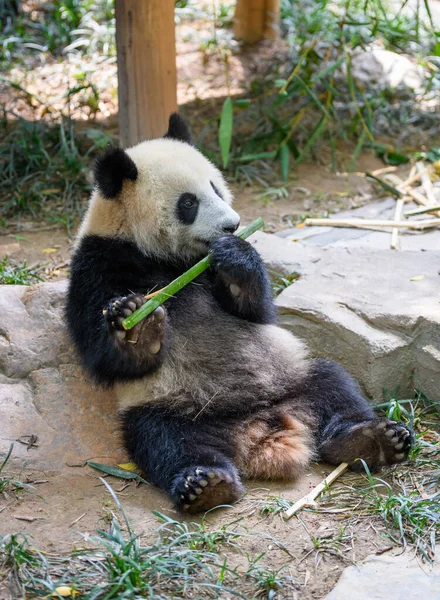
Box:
left=104, top=294, right=167, bottom=355
left=210, top=235, right=262, bottom=289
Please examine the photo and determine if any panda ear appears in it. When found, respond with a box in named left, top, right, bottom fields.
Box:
left=93, top=147, right=138, bottom=199
left=164, top=112, right=193, bottom=145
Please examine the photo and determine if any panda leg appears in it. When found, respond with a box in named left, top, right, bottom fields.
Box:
left=305, top=359, right=414, bottom=471
left=121, top=405, right=244, bottom=513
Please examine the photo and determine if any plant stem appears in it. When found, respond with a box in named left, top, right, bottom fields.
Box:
left=122, top=217, right=265, bottom=330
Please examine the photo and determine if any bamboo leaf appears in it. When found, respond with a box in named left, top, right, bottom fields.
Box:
left=87, top=461, right=148, bottom=483
left=233, top=98, right=250, bottom=108
left=294, top=117, right=327, bottom=166
left=219, top=97, right=233, bottom=168
left=280, top=144, right=290, bottom=182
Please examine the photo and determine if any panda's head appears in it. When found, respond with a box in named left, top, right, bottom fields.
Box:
left=78, top=113, right=240, bottom=261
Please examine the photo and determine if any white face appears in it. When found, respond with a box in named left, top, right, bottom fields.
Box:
left=126, top=139, right=241, bottom=259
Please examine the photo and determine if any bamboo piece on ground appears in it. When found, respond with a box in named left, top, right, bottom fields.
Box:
left=370, top=166, right=397, bottom=176
left=122, top=217, right=265, bottom=330
left=386, top=174, right=440, bottom=217
left=391, top=197, right=405, bottom=250
left=404, top=204, right=440, bottom=217
left=284, top=462, right=348, bottom=519
left=304, top=218, right=440, bottom=230
left=416, top=161, right=437, bottom=205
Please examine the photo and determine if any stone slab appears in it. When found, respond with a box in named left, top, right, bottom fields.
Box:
left=250, top=232, right=440, bottom=401
left=325, top=548, right=440, bottom=600
left=0, top=281, right=121, bottom=470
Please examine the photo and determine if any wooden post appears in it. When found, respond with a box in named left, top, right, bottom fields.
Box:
left=234, top=0, right=280, bottom=44
left=115, top=0, right=177, bottom=147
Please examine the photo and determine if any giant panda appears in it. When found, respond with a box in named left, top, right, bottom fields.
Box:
left=66, top=113, right=414, bottom=513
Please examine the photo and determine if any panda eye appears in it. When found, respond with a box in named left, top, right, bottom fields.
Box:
left=184, top=198, right=195, bottom=208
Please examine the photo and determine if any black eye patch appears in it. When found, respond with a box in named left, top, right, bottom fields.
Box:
left=210, top=181, right=223, bottom=200
left=176, top=193, right=199, bottom=225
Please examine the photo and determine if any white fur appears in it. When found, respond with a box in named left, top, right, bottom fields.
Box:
left=78, top=138, right=240, bottom=260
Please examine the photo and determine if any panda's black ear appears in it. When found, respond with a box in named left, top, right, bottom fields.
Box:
left=164, top=113, right=193, bottom=145
left=94, top=147, right=138, bottom=199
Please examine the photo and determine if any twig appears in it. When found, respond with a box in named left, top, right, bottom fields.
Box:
left=69, top=512, right=86, bottom=528
left=404, top=204, right=440, bottom=217
left=284, top=462, right=348, bottom=519
left=391, top=198, right=405, bottom=250
left=304, top=218, right=440, bottom=230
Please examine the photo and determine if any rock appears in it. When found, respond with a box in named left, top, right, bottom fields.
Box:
left=348, top=47, right=424, bottom=91
left=0, top=281, right=120, bottom=470
left=325, top=548, right=440, bottom=599
left=251, top=232, right=440, bottom=401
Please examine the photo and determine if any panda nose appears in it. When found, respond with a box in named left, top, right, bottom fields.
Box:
left=223, top=220, right=240, bottom=234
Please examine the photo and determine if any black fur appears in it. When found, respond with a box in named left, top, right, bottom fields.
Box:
left=94, top=147, right=138, bottom=199
left=67, top=231, right=414, bottom=511
left=210, top=235, right=277, bottom=324
left=176, top=193, right=199, bottom=225
left=210, top=181, right=223, bottom=199
left=164, top=113, right=192, bottom=145
left=66, top=233, right=275, bottom=385
left=122, top=404, right=240, bottom=510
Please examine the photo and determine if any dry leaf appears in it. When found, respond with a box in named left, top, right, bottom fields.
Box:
left=42, top=248, right=58, bottom=254
left=117, top=462, right=138, bottom=471
left=296, top=223, right=305, bottom=229
left=51, top=586, right=76, bottom=597
left=41, top=189, right=61, bottom=194
left=410, top=275, right=424, bottom=281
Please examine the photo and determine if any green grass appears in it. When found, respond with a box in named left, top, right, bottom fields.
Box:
left=0, top=116, right=113, bottom=228
left=0, top=0, right=115, bottom=61
left=0, top=479, right=297, bottom=599
left=0, top=444, right=31, bottom=495
left=314, top=391, right=440, bottom=562
left=269, top=269, right=300, bottom=296
left=0, top=256, right=44, bottom=284
left=200, top=0, right=438, bottom=180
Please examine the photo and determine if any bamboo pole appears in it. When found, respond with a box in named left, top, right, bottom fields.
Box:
left=122, top=218, right=265, bottom=330
left=304, top=218, right=440, bottom=230
left=115, top=0, right=177, bottom=146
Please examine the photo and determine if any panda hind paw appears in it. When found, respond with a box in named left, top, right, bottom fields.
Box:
left=172, top=465, right=244, bottom=514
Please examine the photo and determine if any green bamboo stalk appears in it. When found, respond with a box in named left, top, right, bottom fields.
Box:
left=122, top=217, right=265, bottom=330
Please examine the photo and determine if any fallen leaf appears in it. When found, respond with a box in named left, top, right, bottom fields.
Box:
left=41, top=189, right=61, bottom=194
left=410, top=275, right=424, bottom=281
left=117, top=462, right=138, bottom=471
left=296, top=223, right=305, bottom=229
left=42, top=248, right=58, bottom=254
left=51, top=586, right=76, bottom=597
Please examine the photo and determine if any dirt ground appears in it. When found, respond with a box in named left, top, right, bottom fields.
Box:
left=0, top=461, right=390, bottom=599
left=1, top=3, right=437, bottom=598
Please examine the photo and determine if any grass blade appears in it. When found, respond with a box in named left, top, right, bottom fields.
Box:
left=219, top=97, right=233, bottom=168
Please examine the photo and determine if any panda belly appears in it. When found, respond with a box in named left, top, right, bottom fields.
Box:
left=115, top=307, right=310, bottom=414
